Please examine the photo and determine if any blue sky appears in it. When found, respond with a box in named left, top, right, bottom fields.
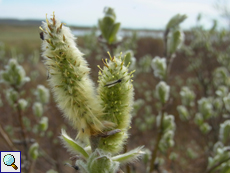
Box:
left=0, top=0, right=227, bottom=29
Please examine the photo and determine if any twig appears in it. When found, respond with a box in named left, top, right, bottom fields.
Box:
left=0, top=123, right=17, bottom=151
left=12, top=85, right=30, bottom=172
left=149, top=109, right=165, bottom=172
left=166, top=54, right=175, bottom=81
left=13, top=138, right=35, bottom=145
left=163, top=29, right=170, bottom=58
left=39, top=148, right=57, bottom=166
left=16, top=103, right=29, bottom=160
left=205, top=157, right=230, bottom=173
left=188, top=58, right=208, bottom=97
left=164, top=28, right=176, bottom=82
left=28, top=160, right=36, bottom=173
left=98, top=35, right=122, bottom=57
left=149, top=99, right=172, bottom=172
left=150, top=28, right=173, bottom=172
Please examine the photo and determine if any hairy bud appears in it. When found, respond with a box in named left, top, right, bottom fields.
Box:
left=156, top=81, right=170, bottom=104
left=151, top=56, right=167, bottom=80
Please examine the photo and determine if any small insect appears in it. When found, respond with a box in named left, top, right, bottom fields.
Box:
left=64, top=163, right=79, bottom=170
left=46, top=67, right=50, bottom=79
left=40, top=32, right=44, bottom=40
left=104, top=78, right=123, bottom=88
left=47, top=70, right=50, bottom=79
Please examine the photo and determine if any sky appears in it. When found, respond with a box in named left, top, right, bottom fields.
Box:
left=0, top=0, right=228, bottom=29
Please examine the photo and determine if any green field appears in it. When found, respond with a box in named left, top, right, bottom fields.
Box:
left=0, top=25, right=41, bottom=48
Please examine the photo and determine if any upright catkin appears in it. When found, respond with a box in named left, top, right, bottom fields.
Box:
left=97, top=54, right=135, bottom=153
left=40, top=13, right=106, bottom=140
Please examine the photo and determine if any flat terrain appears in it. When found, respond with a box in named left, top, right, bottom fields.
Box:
left=0, top=23, right=217, bottom=173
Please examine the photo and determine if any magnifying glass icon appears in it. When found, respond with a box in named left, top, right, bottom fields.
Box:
left=3, top=154, right=18, bottom=170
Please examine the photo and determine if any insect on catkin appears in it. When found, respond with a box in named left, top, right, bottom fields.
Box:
left=40, top=12, right=108, bottom=140
left=97, top=53, right=135, bottom=153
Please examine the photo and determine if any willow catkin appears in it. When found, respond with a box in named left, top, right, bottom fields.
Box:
left=97, top=54, right=135, bottom=153
left=40, top=13, right=106, bottom=140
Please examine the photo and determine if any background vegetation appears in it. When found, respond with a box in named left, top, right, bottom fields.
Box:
left=0, top=5, right=230, bottom=173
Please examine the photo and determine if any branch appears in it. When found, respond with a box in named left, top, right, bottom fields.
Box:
left=16, top=102, right=29, bottom=158
left=28, top=160, right=36, bottom=173
left=98, top=35, right=122, bottom=56
left=205, top=157, right=230, bottom=173
left=0, top=123, right=17, bottom=151
left=149, top=109, right=165, bottom=172
left=149, top=99, right=172, bottom=172
left=150, top=28, right=173, bottom=172
left=163, top=29, right=170, bottom=58
left=12, top=85, right=30, bottom=171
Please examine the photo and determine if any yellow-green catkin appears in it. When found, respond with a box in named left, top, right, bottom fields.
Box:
left=97, top=54, right=135, bottom=153
left=40, top=13, right=105, bottom=140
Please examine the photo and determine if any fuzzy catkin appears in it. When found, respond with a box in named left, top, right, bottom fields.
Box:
left=97, top=55, right=134, bottom=153
left=40, top=13, right=105, bottom=139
